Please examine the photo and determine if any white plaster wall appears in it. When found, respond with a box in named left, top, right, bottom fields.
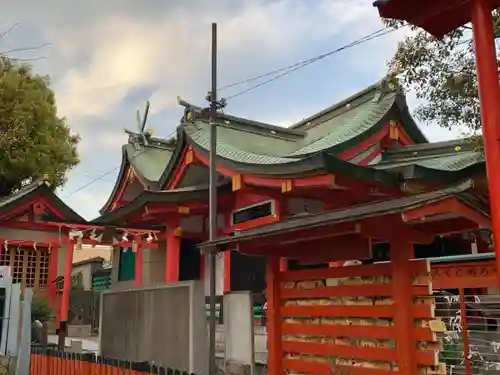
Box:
left=0, top=228, right=59, bottom=243
left=204, top=253, right=224, bottom=296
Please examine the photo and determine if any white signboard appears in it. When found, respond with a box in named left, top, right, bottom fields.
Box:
left=0, top=266, right=11, bottom=279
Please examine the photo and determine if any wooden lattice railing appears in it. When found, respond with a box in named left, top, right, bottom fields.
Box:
left=279, top=260, right=446, bottom=375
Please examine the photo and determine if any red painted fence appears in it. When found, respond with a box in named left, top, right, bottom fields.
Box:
left=30, top=348, right=196, bottom=375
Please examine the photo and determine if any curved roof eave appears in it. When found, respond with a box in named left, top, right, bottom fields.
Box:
left=99, top=145, right=130, bottom=214
left=400, top=161, right=486, bottom=183
left=157, top=126, right=187, bottom=189
left=186, top=137, right=401, bottom=186
left=393, top=92, right=428, bottom=144
left=93, top=182, right=233, bottom=225
left=321, top=153, right=400, bottom=186
left=186, top=139, right=327, bottom=176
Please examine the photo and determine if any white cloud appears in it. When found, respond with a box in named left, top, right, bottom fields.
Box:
left=49, top=0, right=387, bottom=121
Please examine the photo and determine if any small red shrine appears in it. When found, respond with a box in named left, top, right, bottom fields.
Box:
left=0, top=179, right=162, bottom=349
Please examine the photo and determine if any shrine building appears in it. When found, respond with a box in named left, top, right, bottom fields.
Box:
left=93, top=77, right=492, bottom=297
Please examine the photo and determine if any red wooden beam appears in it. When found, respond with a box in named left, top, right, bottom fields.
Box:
left=110, top=167, right=132, bottom=211
left=411, top=218, right=480, bottom=236
left=389, top=239, right=418, bottom=373
left=231, top=221, right=361, bottom=252
left=0, top=198, right=38, bottom=220
left=431, top=259, right=497, bottom=289
left=338, top=127, right=390, bottom=160
left=360, top=217, right=435, bottom=244
left=165, top=223, right=181, bottom=283
left=402, top=197, right=492, bottom=229
left=0, top=220, right=68, bottom=232
left=44, top=221, right=162, bottom=233
left=265, top=255, right=282, bottom=375
left=241, top=235, right=371, bottom=262
left=193, top=148, right=397, bottom=194
left=357, top=146, right=382, bottom=166
left=167, top=147, right=194, bottom=190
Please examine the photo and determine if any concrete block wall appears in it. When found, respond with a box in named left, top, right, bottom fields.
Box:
left=100, top=281, right=207, bottom=374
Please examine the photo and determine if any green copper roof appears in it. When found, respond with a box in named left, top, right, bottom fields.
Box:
left=374, top=139, right=485, bottom=179
left=287, top=86, right=398, bottom=156
left=124, top=143, right=174, bottom=183
left=181, top=77, right=427, bottom=170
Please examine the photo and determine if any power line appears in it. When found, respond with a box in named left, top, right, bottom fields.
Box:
left=224, top=28, right=399, bottom=100
left=62, top=26, right=401, bottom=199
left=218, top=28, right=391, bottom=92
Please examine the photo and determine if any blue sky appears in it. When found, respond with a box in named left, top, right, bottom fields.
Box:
left=1, top=0, right=464, bottom=220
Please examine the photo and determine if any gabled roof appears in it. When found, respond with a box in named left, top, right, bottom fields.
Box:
left=95, top=183, right=233, bottom=224
left=99, top=134, right=177, bottom=213
left=0, top=180, right=84, bottom=222
left=181, top=78, right=427, bottom=170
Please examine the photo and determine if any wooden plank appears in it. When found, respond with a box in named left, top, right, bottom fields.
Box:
left=333, top=366, right=398, bottom=375
left=282, top=323, right=396, bottom=339
left=283, top=342, right=437, bottom=367
left=281, top=260, right=429, bottom=281
left=281, top=304, right=434, bottom=319
left=281, top=284, right=430, bottom=299
left=431, top=260, right=498, bottom=289
left=283, top=359, right=332, bottom=375
left=283, top=341, right=397, bottom=362
left=282, top=323, right=437, bottom=342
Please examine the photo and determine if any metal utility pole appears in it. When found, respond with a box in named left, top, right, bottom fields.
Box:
left=208, top=22, right=218, bottom=375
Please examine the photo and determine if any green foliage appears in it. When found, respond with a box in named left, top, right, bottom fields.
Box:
left=31, top=296, right=53, bottom=322
left=384, top=12, right=500, bottom=134
left=0, top=56, right=79, bottom=197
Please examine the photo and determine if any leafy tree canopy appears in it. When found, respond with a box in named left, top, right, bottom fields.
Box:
left=385, top=11, right=500, bottom=133
left=0, top=56, right=79, bottom=197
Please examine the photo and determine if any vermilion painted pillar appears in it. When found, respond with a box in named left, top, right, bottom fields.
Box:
left=279, top=258, right=288, bottom=272
left=266, top=254, right=282, bottom=375
left=47, top=246, right=58, bottom=308
left=134, top=241, right=143, bottom=286
left=165, top=227, right=180, bottom=283
left=470, top=0, right=500, bottom=285
left=390, top=239, right=416, bottom=374
left=58, top=239, right=74, bottom=351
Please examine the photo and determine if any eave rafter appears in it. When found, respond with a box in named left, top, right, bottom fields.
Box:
left=402, top=197, right=492, bottom=230
left=167, top=146, right=195, bottom=190
left=338, top=120, right=414, bottom=165
left=110, top=167, right=147, bottom=211
left=191, top=149, right=399, bottom=196
left=0, top=196, right=64, bottom=222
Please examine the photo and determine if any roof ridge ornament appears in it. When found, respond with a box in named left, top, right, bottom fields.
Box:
left=372, top=74, right=401, bottom=103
